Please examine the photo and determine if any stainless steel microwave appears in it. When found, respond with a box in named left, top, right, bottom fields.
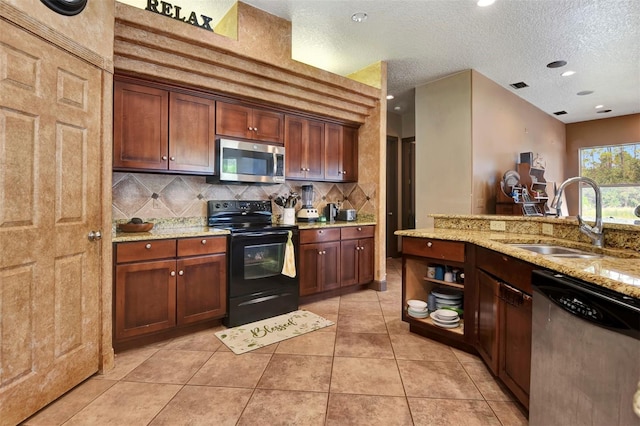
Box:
left=208, top=139, right=285, bottom=184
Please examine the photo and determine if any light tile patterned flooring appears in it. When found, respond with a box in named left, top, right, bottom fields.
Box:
left=25, top=258, right=528, bottom=426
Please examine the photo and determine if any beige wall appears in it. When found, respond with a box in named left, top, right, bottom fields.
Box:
left=564, top=114, right=640, bottom=214
left=387, top=113, right=402, bottom=138
left=471, top=70, right=565, bottom=213
left=4, top=0, right=114, bottom=61
left=415, top=71, right=473, bottom=227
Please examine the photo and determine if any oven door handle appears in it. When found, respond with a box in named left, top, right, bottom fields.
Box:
left=233, top=231, right=291, bottom=239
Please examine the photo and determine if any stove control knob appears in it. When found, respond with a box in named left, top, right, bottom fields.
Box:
left=215, top=203, right=221, bottom=209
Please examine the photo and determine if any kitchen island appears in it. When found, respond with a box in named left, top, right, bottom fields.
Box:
left=395, top=214, right=640, bottom=410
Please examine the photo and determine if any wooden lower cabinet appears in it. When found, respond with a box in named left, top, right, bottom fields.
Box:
left=299, top=241, right=340, bottom=296
left=476, top=269, right=500, bottom=374
left=114, top=236, right=226, bottom=344
left=340, top=226, right=375, bottom=286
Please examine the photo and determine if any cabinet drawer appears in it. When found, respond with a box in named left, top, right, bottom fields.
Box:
left=402, top=237, right=465, bottom=262
left=300, top=228, right=341, bottom=244
left=116, top=239, right=176, bottom=263
left=476, top=246, right=534, bottom=294
left=341, top=225, right=374, bottom=240
left=178, top=236, right=227, bottom=257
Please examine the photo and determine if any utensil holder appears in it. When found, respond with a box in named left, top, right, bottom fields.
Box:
left=282, top=208, right=295, bottom=225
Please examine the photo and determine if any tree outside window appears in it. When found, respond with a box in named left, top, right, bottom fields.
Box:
left=579, top=142, right=640, bottom=223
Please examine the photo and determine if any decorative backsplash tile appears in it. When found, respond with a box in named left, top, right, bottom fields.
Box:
left=112, top=172, right=378, bottom=221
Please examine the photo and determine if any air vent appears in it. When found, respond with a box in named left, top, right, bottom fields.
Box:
left=510, top=82, right=529, bottom=89
left=553, top=111, right=568, bottom=116
left=597, top=109, right=612, bottom=114
left=547, top=60, right=567, bottom=68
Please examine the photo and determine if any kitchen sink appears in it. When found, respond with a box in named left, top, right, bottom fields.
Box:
left=509, top=244, right=603, bottom=259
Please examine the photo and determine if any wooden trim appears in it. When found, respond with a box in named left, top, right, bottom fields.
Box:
left=0, top=2, right=113, bottom=72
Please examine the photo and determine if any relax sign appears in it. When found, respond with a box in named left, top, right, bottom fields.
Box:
left=145, top=0, right=215, bottom=32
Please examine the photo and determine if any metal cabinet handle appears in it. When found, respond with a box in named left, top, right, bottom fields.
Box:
left=178, top=270, right=184, bottom=276
left=427, top=241, right=433, bottom=248
left=201, top=239, right=207, bottom=245
left=342, top=170, right=347, bottom=175
left=248, top=126, right=253, bottom=131
left=170, top=156, right=175, bottom=161
left=170, top=271, right=176, bottom=276
left=88, top=230, right=102, bottom=241
left=254, top=128, right=258, bottom=132
left=318, top=230, right=323, bottom=234
left=357, top=227, right=362, bottom=231
left=145, top=243, right=152, bottom=249
left=162, top=156, right=168, bottom=160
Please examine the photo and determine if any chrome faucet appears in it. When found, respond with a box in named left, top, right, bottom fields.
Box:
left=550, top=177, right=604, bottom=247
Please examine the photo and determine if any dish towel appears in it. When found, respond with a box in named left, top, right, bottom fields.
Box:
left=281, top=230, right=296, bottom=277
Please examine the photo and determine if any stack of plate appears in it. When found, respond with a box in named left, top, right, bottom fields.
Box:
left=431, top=287, right=463, bottom=310
left=406, top=299, right=428, bottom=318
left=430, top=308, right=461, bottom=328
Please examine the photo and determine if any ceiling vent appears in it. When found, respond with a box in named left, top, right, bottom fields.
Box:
left=553, top=111, right=568, bottom=116
left=597, top=109, right=612, bottom=114
left=510, top=82, right=529, bottom=89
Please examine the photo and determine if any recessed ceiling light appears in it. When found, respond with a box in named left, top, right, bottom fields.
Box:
left=561, top=71, right=576, bottom=77
left=386, top=95, right=394, bottom=100
left=477, top=0, right=496, bottom=6
left=547, top=60, right=567, bottom=68
left=394, top=106, right=401, bottom=111
left=351, top=12, right=367, bottom=23
left=577, top=90, right=594, bottom=96
left=595, top=105, right=604, bottom=109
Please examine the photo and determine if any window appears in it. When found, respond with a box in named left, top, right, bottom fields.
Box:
left=579, top=143, right=640, bottom=224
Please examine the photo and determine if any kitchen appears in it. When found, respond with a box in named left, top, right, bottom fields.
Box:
left=1, top=0, right=639, bottom=425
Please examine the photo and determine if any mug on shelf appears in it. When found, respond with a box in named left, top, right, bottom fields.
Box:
left=434, top=265, right=445, bottom=281
left=426, top=266, right=436, bottom=278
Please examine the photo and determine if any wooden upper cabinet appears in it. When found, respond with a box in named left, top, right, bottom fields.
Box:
left=113, top=81, right=169, bottom=171
left=325, top=123, right=358, bottom=182
left=113, top=79, right=215, bottom=174
left=216, top=101, right=284, bottom=143
left=285, top=115, right=325, bottom=180
left=169, top=92, right=215, bottom=173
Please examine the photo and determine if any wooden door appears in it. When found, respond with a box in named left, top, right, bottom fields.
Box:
left=305, top=119, right=325, bottom=179
left=386, top=136, right=399, bottom=257
left=341, top=126, right=358, bottom=182
left=115, top=260, right=177, bottom=340
left=320, top=241, right=341, bottom=292
left=0, top=22, right=103, bottom=425
left=284, top=116, right=306, bottom=179
left=401, top=137, right=416, bottom=229
left=252, top=108, right=284, bottom=143
left=216, top=102, right=252, bottom=139
left=358, top=238, right=375, bottom=284
left=113, top=80, right=169, bottom=170
left=340, top=239, right=359, bottom=287
left=324, top=123, right=342, bottom=181
left=169, top=92, right=215, bottom=173
left=177, top=254, right=227, bottom=325
left=299, top=244, right=321, bottom=296
left=476, top=269, right=500, bottom=374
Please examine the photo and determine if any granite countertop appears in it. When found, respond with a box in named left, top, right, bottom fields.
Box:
left=297, top=219, right=377, bottom=229
left=113, top=227, right=230, bottom=243
left=395, top=227, right=640, bottom=298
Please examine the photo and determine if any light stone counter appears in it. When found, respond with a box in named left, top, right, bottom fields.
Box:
left=297, top=219, right=377, bottom=230
left=113, top=227, right=230, bottom=243
left=396, top=215, right=640, bottom=298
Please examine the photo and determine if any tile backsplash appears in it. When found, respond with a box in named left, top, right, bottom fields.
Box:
left=112, top=172, right=377, bottom=221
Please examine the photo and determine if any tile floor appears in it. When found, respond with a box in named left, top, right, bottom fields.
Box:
left=25, top=258, right=528, bottom=426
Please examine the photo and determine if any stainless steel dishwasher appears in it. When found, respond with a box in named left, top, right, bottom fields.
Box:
left=530, top=270, right=640, bottom=425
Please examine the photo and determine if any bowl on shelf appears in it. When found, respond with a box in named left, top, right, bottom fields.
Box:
left=407, top=299, right=427, bottom=310
left=118, top=222, right=154, bottom=233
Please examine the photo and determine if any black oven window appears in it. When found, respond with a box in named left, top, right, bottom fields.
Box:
left=244, top=242, right=284, bottom=280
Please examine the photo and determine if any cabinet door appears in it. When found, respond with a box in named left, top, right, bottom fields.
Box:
left=299, top=244, right=321, bottom=296
left=476, top=269, right=500, bottom=374
left=324, top=123, right=343, bottom=181
left=284, top=116, right=306, bottom=179
left=305, top=119, right=325, bottom=179
left=341, top=125, right=358, bottom=182
left=115, top=260, right=176, bottom=340
left=252, top=108, right=284, bottom=143
left=169, top=92, right=216, bottom=173
left=216, top=102, right=252, bottom=139
left=113, top=81, right=169, bottom=170
left=176, top=254, right=226, bottom=325
left=321, top=241, right=341, bottom=292
left=340, top=239, right=359, bottom=287
left=499, top=287, right=532, bottom=409
left=358, top=238, right=375, bottom=284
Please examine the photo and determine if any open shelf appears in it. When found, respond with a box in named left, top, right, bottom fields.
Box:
left=423, top=277, right=464, bottom=289
left=406, top=314, right=464, bottom=336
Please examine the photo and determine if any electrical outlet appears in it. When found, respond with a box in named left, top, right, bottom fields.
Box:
left=542, top=223, right=554, bottom=236
left=490, top=220, right=506, bottom=231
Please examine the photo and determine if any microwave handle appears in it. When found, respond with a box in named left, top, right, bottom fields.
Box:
left=273, top=152, right=278, bottom=176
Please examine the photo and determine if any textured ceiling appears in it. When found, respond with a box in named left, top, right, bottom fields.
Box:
left=196, top=0, right=640, bottom=123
